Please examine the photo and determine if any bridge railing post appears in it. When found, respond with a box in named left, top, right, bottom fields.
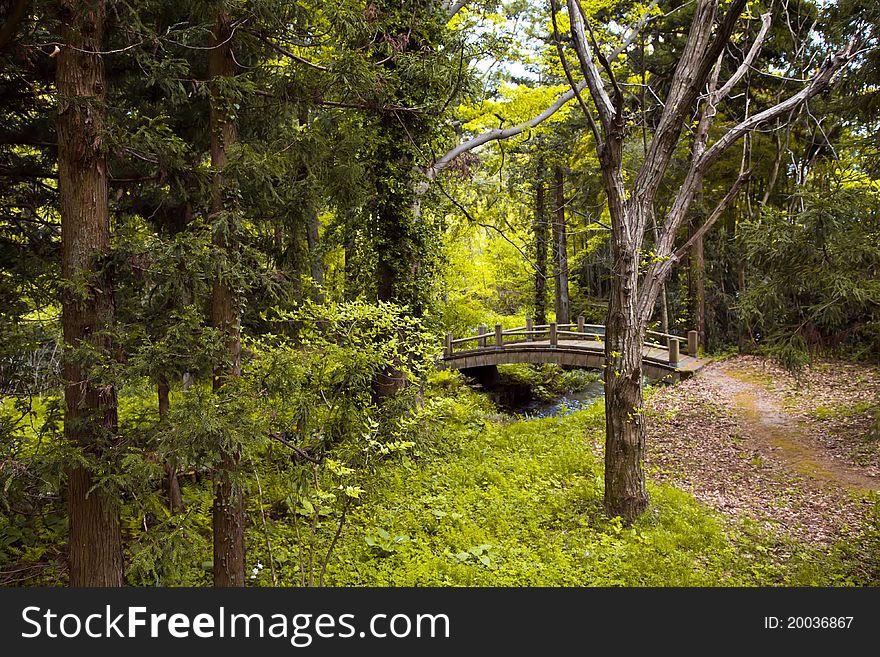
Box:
left=478, top=325, right=487, bottom=348
left=668, top=337, right=680, bottom=366
left=495, top=323, right=503, bottom=349
left=445, top=332, right=453, bottom=358
left=526, top=317, right=533, bottom=342
left=688, top=330, right=698, bottom=356
left=577, top=315, right=585, bottom=337
left=549, top=322, right=557, bottom=348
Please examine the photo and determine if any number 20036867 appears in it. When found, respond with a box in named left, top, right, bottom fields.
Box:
left=764, top=617, right=853, bottom=629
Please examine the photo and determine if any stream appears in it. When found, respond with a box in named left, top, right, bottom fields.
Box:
left=480, top=371, right=656, bottom=418
left=480, top=377, right=606, bottom=419
left=513, top=380, right=605, bottom=418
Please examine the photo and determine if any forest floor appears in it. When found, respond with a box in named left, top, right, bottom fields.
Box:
left=323, top=356, right=880, bottom=586
left=641, top=355, right=880, bottom=546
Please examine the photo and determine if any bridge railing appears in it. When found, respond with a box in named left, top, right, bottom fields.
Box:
left=444, top=316, right=699, bottom=366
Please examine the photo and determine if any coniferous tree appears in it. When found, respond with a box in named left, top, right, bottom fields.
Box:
left=55, top=0, right=124, bottom=586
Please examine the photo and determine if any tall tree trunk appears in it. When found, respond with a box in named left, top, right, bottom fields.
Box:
left=552, top=165, right=570, bottom=324
left=533, top=175, right=548, bottom=325
left=374, top=116, right=417, bottom=311
left=603, top=207, right=649, bottom=523
left=296, top=106, right=324, bottom=304
left=273, top=221, right=284, bottom=271
left=372, top=115, right=422, bottom=400
left=158, top=376, right=184, bottom=513
left=208, top=10, right=245, bottom=588
left=694, top=232, right=706, bottom=349
left=56, top=0, right=124, bottom=586
left=372, top=192, right=410, bottom=399
left=305, top=205, right=325, bottom=303
left=737, top=258, right=749, bottom=351
left=343, top=219, right=356, bottom=301
left=690, top=184, right=708, bottom=350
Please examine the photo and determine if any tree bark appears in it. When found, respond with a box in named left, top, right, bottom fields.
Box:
left=533, top=174, right=548, bottom=325
left=296, top=106, right=325, bottom=304
left=694, top=232, right=706, bottom=349
left=343, top=219, right=356, bottom=301
left=552, top=165, right=570, bottom=324
left=208, top=10, right=246, bottom=588
left=603, top=203, right=649, bottom=522
left=372, top=110, right=422, bottom=400
left=56, top=0, right=123, bottom=587
left=305, top=204, right=325, bottom=303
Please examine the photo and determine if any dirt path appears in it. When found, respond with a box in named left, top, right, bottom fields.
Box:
left=708, top=362, right=880, bottom=493
left=644, top=356, right=879, bottom=545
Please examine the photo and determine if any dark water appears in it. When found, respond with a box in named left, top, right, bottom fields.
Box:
left=512, top=380, right=605, bottom=419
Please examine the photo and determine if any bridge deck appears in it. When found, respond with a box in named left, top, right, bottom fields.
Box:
left=439, top=338, right=709, bottom=378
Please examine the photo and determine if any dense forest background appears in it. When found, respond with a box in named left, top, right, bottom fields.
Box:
left=0, top=0, right=878, bottom=587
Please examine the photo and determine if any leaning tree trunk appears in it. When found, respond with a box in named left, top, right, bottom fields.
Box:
left=208, top=10, right=246, bottom=588
left=56, top=0, right=124, bottom=586
left=552, top=165, right=570, bottom=325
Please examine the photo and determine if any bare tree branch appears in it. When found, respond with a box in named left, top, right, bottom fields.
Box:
left=424, top=82, right=585, bottom=180
left=637, top=36, right=855, bottom=324
left=567, top=0, right=615, bottom=126
left=714, top=12, right=772, bottom=102
left=608, top=0, right=660, bottom=61
left=673, top=170, right=750, bottom=262
left=550, top=0, right=601, bottom=146
left=638, top=170, right=751, bottom=325
left=649, top=13, right=769, bottom=259
left=424, top=0, right=658, bottom=186
left=633, top=0, right=748, bottom=207
left=654, top=35, right=853, bottom=267
left=700, top=38, right=856, bottom=171
left=444, top=0, right=470, bottom=20
left=248, top=30, right=329, bottom=71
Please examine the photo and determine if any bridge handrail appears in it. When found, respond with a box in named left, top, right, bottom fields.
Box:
left=556, top=329, right=603, bottom=338
left=443, top=316, right=700, bottom=364
left=499, top=327, right=539, bottom=336
left=646, top=329, right=686, bottom=343
left=644, top=340, right=668, bottom=350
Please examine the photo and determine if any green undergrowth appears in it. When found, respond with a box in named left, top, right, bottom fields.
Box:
left=5, top=368, right=876, bottom=587
left=494, top=363, right=601, bottom=402
left=314, top=377, right=871, bottom=587
left=808, top=400, right=876, bottom=420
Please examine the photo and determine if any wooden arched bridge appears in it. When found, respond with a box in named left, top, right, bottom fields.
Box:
left=439, top=317, right=709, bottom=381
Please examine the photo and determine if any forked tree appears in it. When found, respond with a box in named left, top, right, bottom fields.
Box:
left=423, top=0, right=854, bottom=521
left=556, top=0, right=855, bottom=521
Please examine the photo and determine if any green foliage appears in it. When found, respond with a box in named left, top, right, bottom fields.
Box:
left=125, top=300, right=435, bottom=586
left=495, top=363, right=600, bottom=402
left=315, top=398, right=857, bottom=586
left=0, top=395, right=66, bottom=585
left=737, top=185, right=880, bottom=367
left=3, top=0, right=880, bottom=590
